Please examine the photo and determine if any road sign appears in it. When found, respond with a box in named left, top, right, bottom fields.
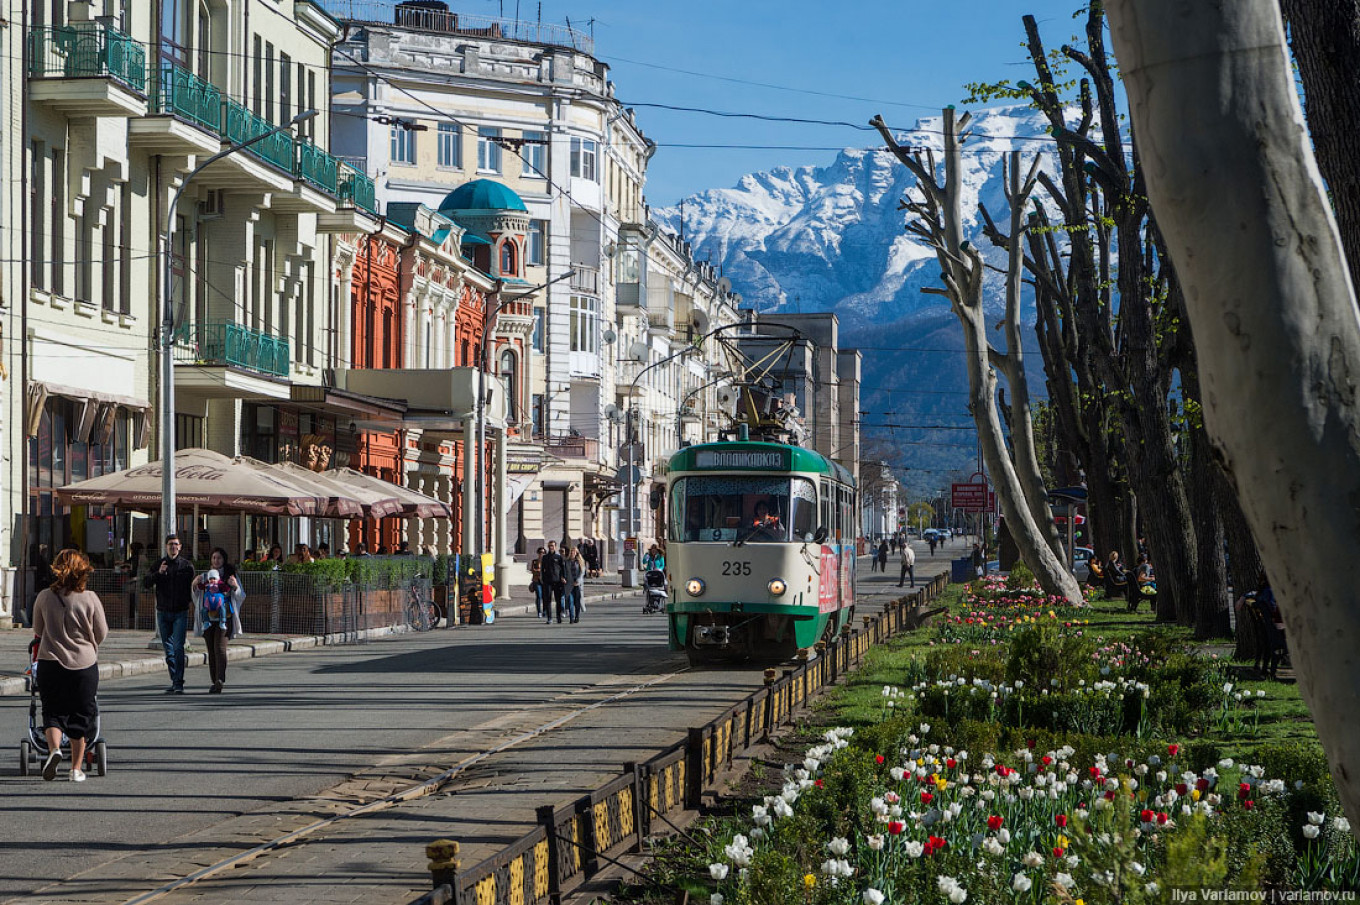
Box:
left=615, top=465, right=642, bottom=485
left=619, top=442, right=645, bottom=465
left=951, top=482, right=990, bottom=511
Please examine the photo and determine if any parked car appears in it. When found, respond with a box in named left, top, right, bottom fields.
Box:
left=938, top=528, right=953, bottom=541
left=1072, top=546, right=1096, bottom=582
left=922, top=528, right=941, bottom=541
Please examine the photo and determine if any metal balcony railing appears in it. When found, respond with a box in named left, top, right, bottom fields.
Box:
left=297, top=140, right=339, bottom=193
left=220, top=98, right=296, bottom=174
left=29, top=22, right=148, bottom=93
left=153, top=62, right=220, bottom=132
left=320, top=1, right=594, bottom=54
left=337, top=161, right=378, bottom=214
left=173, top=321, right=291, bottom=379
left=542, top=435, right=599, bottom=460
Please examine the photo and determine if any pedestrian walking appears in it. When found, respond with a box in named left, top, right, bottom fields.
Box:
left=192, top=548, right=245, bottom=694
left=971, top=542, right=985, bottom=578
left=33, top=549, right=108, bottom=782
left=564, top=545, right=585, bottom=624
left=143, top=534, right=195, bottom=694
left=875, top=540, right=889, bottom=573
left=539, top=541, right=567, bottom=624
left=898, top=541, right=916, bottom=588
left=642, top=543, right=666, bottom=572
left=529, top=547, right=546, bottom=618
left=928, top=535, right=938, bottom=556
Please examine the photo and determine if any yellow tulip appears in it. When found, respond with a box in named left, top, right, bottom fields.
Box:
left=804, top=873, right=816, bottom=889
left=1192, top=789, right=1201, bottom=802
left=1057, top=834, right=1070, bottom=849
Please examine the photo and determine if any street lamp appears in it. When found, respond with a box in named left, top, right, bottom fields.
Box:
left=473, top=268, right=577, bottom=565
left=159, top=109, right=318, bottom=535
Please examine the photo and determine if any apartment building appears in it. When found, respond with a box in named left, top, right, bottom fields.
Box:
left=5, top=0, right=381, bottom=585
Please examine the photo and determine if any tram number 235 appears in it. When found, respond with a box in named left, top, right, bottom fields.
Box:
left=721, top=561, right=752, bottom=576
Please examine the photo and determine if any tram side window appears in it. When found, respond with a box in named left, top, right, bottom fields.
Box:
left=790, top=478, right=817, bottom=541
left=819, top=482, right=831, bottom=537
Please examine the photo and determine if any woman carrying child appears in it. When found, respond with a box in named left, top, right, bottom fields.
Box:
left=192, top=547, right=246, bottom=694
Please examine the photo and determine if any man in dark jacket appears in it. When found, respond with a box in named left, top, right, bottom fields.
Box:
left=143, top=534, right=195, bottom=693
left=539, top=540, right=567, bottom=625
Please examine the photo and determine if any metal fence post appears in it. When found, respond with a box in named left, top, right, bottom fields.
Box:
left=269, top=569, right=282, bottom=634
left=685, top=727, right=705, bottom=809
left=426, top=839, right=460, bottom=896
left=536, top=804, right=562, bottom=905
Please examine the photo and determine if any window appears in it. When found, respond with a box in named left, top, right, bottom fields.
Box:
left=477, top=127, right=502, bottom=173
left=161, top=0, right=188, bottom=65
left=280, top=52, right=291, bottom=122
left=252, top=35, right=262, bottom=115
left=531, top=307, right=545, bottom=352
left=527, top=220, right=546, bottom=266
left=668, top=477, right=814, bottom=544
left=499, top=350, right=518, bottom=421
left=531, top=394, right=545, bottom=437
left=437, top=123, right=461, bottom=168
left=499, top=240, right=517, bottom=277
left=521, top=130, right=546, bottom=178
left=30, top=143, right=44, bottom=292
left=569, top=296, right=599, bottom=353
left=391, top=126, right=416, bottom=165
left=616, top=245, right=641, bottom=283
left=570, top=137, right=597, bottom=181
left=264, top=42, right=275, bottom=124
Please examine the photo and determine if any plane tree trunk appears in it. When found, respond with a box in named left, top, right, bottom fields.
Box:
left=1108, top=0, right=1360, bottom=833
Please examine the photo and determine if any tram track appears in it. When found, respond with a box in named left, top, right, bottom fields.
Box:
left=13, top=666, right=691, bottom=905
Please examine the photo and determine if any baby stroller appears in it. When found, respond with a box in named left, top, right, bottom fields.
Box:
left=642, top=569, right=667, bottom=615
left=18, top=637, right=108, bottom=777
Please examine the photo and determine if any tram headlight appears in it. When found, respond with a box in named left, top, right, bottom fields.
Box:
left=767, top=578, right=788, bottom=596
left=685, top=578, right=706, bottom=597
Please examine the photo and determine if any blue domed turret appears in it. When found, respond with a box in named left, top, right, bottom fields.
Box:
left=438, top=179, right=528, bottom=213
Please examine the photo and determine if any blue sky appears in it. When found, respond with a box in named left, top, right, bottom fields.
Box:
left=499, top=0, right=1087, bottom=203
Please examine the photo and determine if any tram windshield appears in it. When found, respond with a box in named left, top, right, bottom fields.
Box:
left=669, top=476, right=818, bottom=543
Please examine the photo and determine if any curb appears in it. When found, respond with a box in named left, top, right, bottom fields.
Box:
left=0, top=588, right=640, bottom=697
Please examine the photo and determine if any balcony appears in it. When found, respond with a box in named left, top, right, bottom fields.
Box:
left=28, top=22, right=149, bottom=117
left=174, top=321, right=291, bottom=379
left=129, top=62, right=221, bottom=154
left=543, top=435, right=600, bottom=461
left=570, top=265, right=599, bottom=294
left=493, top=299, right=536, bottom=336
left=320, top=161, right=381, bottom=232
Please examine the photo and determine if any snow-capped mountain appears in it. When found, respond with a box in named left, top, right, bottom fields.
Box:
left=654, top=105, right=1058, bottom=324
left=653, top=106, right=1060, bottom=491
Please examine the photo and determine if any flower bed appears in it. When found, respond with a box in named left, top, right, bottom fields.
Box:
left=637, top=580, right=1355, bottom=904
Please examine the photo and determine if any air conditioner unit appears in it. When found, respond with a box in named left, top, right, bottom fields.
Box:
left=198, top=190, right=226, bottom=221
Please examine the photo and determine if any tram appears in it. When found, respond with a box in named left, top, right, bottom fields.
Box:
left=663, top=434, right=858, bottom=664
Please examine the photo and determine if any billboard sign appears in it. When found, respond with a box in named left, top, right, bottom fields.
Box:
left=951, top=482, right=990, bottom=511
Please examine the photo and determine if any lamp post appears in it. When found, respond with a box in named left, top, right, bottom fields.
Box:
left=159, top=110, right=317, bottom=535
left=473, top=269, right=576, bottom=580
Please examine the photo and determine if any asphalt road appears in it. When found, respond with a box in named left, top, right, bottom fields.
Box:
left=0, top=553, right=944, bottom=905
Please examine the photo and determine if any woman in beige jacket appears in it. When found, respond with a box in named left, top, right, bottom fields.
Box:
left=32, top=549, right=109, bottom=782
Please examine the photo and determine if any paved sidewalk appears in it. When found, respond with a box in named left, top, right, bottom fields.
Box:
left=0, top=578, right=636, bottom=696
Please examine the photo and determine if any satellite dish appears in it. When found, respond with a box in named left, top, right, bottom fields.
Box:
left=716, top=387, right=739, bottom=413
left=717, top=277, right=732, bottom=294
left=602, top=328, right=617, bottom=345
left=604, top=403, right=619, bottom=418
left=629, top=341, right=649, bottom=361
left=732, top=293, right=743, bottom=306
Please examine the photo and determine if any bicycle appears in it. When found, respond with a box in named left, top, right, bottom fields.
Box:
left=405, top=577, right=439, bottom=632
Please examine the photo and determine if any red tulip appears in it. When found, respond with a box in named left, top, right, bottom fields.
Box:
left=987, top=815, right=1004, bottom=831
left=1175, top=783, right=1188, bottom=796
left=1055, top=814, right=1068, bottom=827
left=1244, top=800, right=1255, bottom=810
left=888, top=820, right=905, bottom=834
left=814, top=779, right=823, bottom=788
left=1196, top=778, right=1210, bottom=792
left=1157, top=812, right=1169, bottom=825
left=875, top=754, right=886, bottom=764
left=921, top=791, right=934, bottom=805
left=1140, top=809, right=1155, bottom=823
left=1237, top=782, right=1250, bottom=799
left=1053, top=846, right=1065, bottom=858
left=1168, top=743, right=1180, bottom=757
left=946, top=758, right=957, bottom=769
left=1041, top=756, right=1053, bottom=766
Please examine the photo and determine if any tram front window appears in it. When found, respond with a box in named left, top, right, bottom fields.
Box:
left=670, top=477, right=818, bottom=543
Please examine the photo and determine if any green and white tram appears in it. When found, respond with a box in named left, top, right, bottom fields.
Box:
left=664, top=439, right=858, bottom=664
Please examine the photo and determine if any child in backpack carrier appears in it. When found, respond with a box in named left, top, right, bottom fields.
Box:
left=193, top=554, right=245, bottom=694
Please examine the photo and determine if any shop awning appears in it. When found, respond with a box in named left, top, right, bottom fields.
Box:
left=322, top=467, right=453, bottom=519
left=271, top=462, right=367, bottom=518
left=56, top=448, right=328, bottom=516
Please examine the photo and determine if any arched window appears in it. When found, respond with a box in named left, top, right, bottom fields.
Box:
left=499, top=349, right=518, bottom=421
left=499, top=240, right=517, bottom=277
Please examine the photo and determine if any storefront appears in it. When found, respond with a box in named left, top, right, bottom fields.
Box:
left=27, top=392, right=140, bottom=568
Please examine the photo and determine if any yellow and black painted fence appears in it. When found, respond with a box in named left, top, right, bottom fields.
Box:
left=418, top=571, right=949, bottom=905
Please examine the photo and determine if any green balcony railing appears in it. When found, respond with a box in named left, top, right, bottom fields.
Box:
left=29, top=22, right=148, bottom=93
left=153, top=62, right=220, bottom=132
left=337, top=161, right=378, bottom=215
left=296, top=141, right=339, bottom=194
left=219, top=98, right=296, bottom=174
left=173, top=321, right=291, bottom=379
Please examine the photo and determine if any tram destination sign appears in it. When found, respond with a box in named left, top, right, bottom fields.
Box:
left=693, top=449, right=790, bottom=470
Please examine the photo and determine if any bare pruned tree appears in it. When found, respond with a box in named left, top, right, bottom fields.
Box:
left=871, top=109, right=1082, bottom=604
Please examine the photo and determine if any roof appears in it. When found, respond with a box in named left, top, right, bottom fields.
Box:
left=438, top=179, right=528, bottom=213
left=667, top=441, right=854, bottom=486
